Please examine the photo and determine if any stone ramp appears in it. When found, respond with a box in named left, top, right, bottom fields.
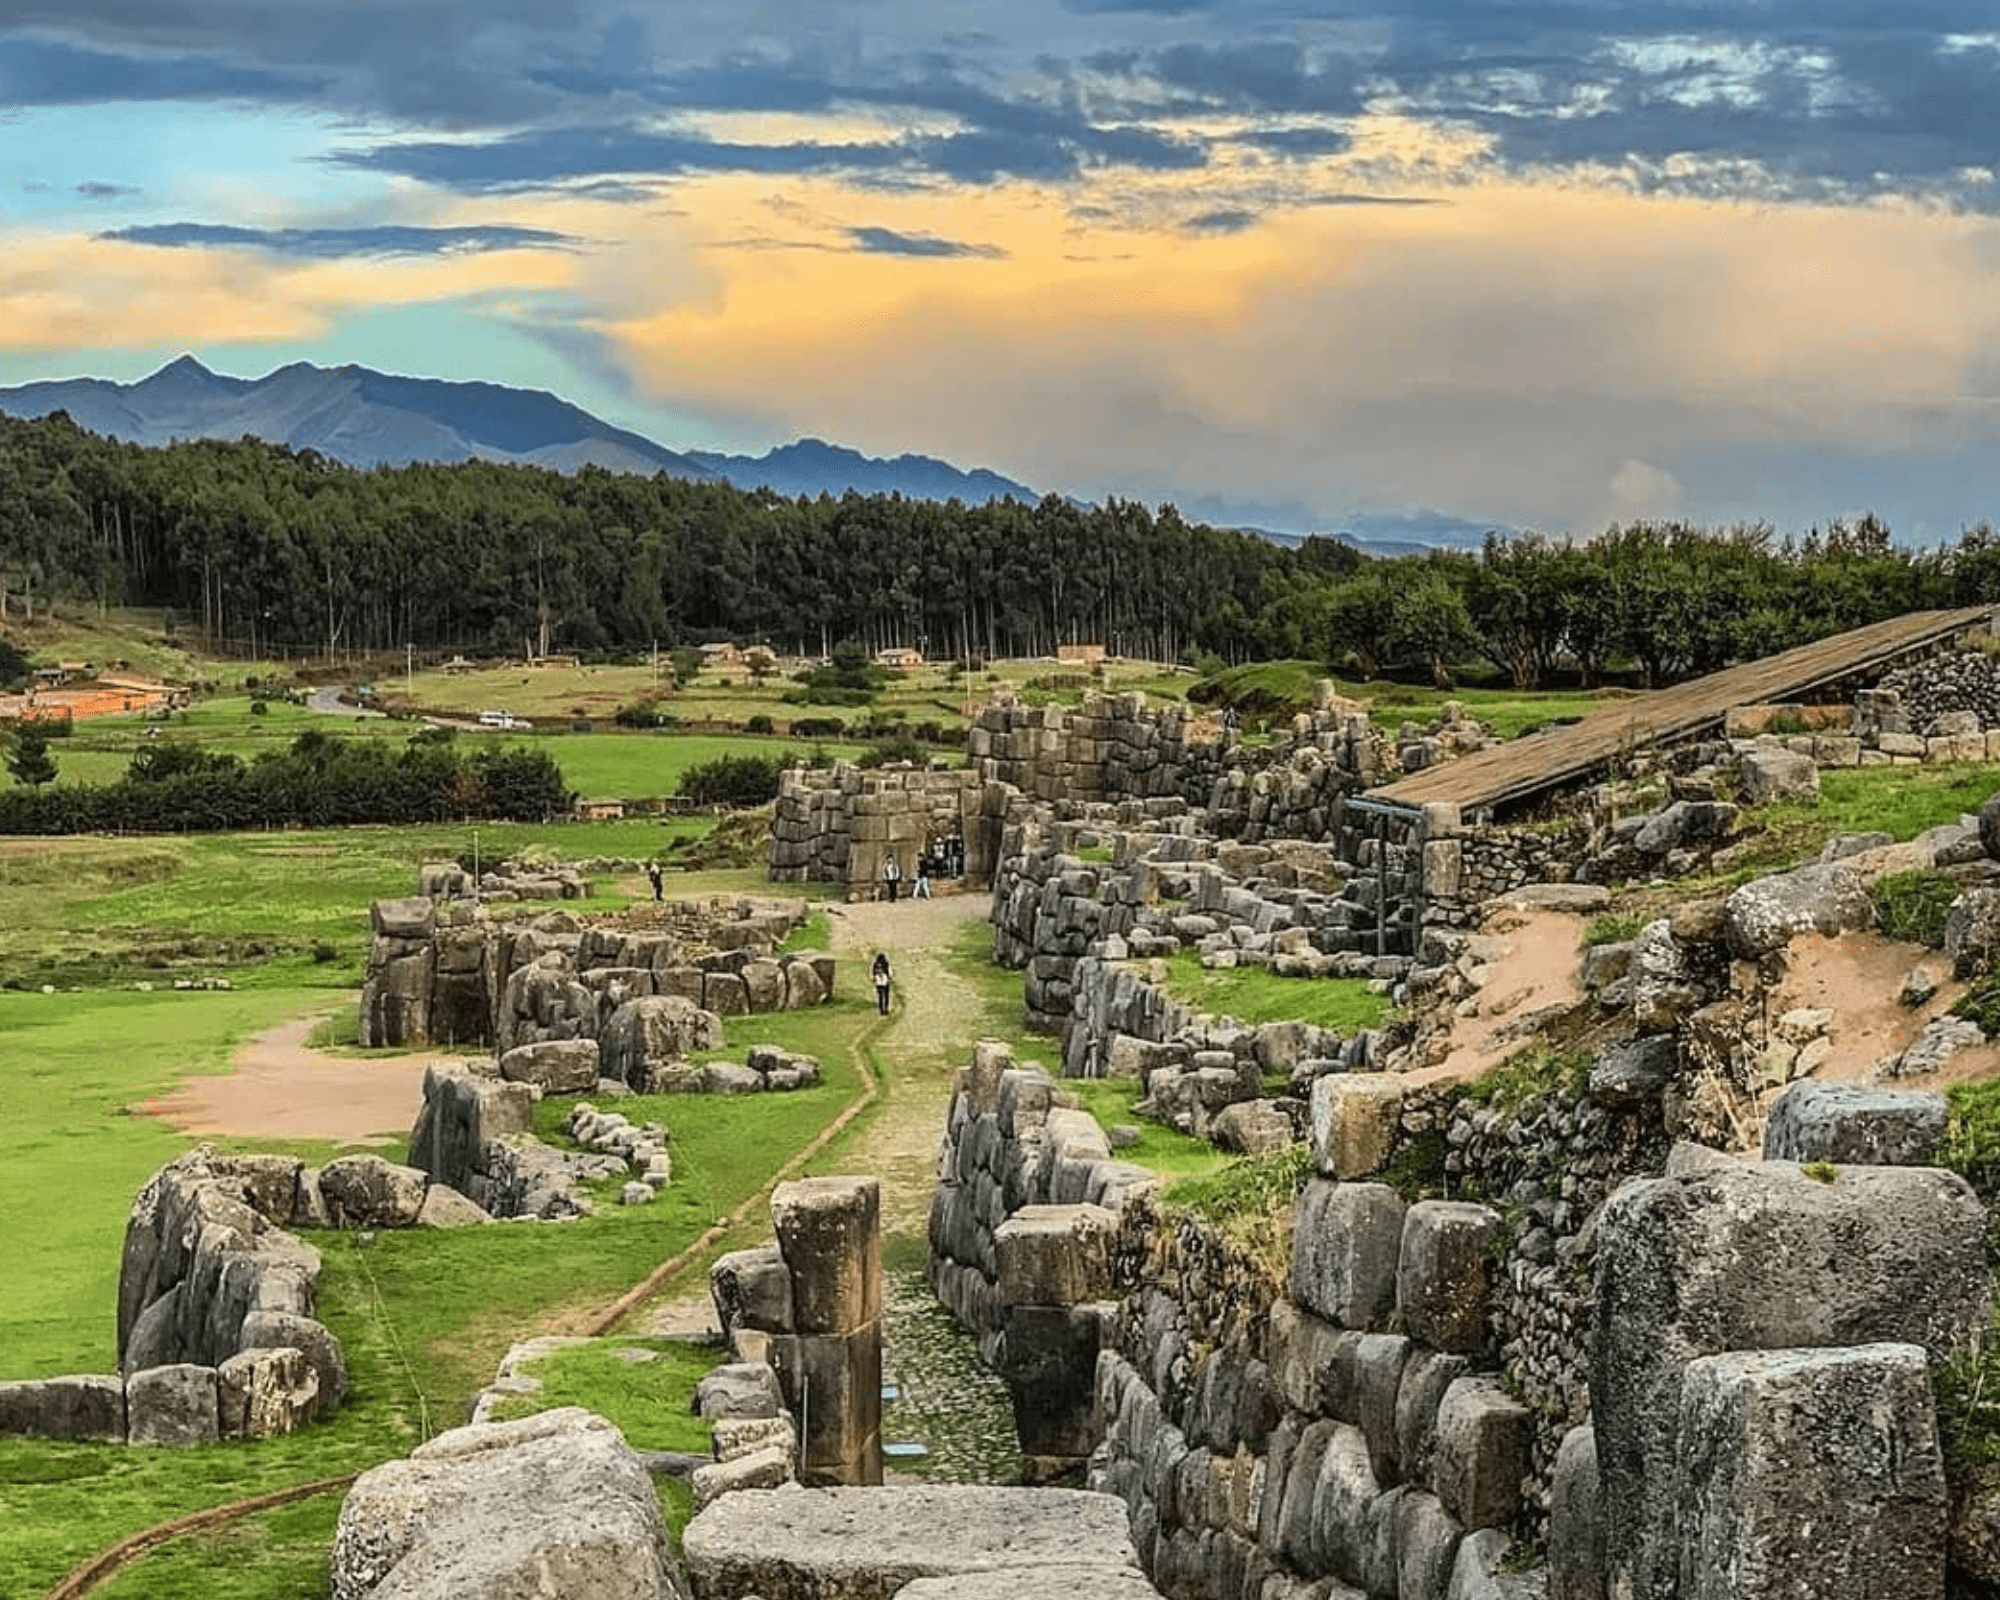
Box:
left=682, top=1484, right=1161, bottom=1600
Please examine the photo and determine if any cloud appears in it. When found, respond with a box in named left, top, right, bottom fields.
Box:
left=847, top=226, right=1007, bottom=259
left=1183, top=208, right=1258, bottom=233
left=74, top=180, right=138, bottom=198
left=96, top=222, right=579, bottom=258
left=0, top=34, right=319, bottom=105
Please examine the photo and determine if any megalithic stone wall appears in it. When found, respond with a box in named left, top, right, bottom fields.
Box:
left=767, top=763, right=1008, bottom=890
left=711, top=1177, right=886, bottom=1487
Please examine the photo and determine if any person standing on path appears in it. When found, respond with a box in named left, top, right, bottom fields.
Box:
left=647, top=863, right=664, bottom=901
left=871, top=951, right=894, bottom=1014
left=882, top=853, right=902, bottom=902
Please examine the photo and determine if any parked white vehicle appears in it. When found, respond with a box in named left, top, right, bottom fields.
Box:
left=477, top=709, right=528, bottom=729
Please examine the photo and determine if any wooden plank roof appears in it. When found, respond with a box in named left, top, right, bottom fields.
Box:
left=1366, top=605, right=1994, bottom=816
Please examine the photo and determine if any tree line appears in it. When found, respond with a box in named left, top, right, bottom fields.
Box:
left=0, top=726, right=570, bottom=834
left=3, top=409, right=2000, bottom=683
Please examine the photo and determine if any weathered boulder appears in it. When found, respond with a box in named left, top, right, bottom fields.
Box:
left=994, top=1205, right=1117, bottom=1307
left=1433, top=1377, right=1531, bottom=1532
left=126, top=1362, right=219, bottom=1446
left=694, top=1363, right=785, bottom=1421
left=497, top=1038, right=600, bottom=1093
left=217, top=1345, right=319, bottom=1439
left=330, top=1408, right=677, bottom=1600
left=1547, top=1424, right=1604, bottom=1600
left=712, top=1247, right=795, bottom=1334
left=239, top=1309, right=348, bottom=1415
left=1676, top=1344, right=1946, bottom=1600
left=372, top=897, right=438, bottom=940
left=1311, top=1075, right=1404, bottom=1180
left=414, top=1184, right=491, bottom=1228
left=1980, top=788, right=2000, bottom=862
left=1292, top=1180, right=1406, bottom=1331
left=771, top=1177, right=882, bottom=1336
left=682, top=1484, right=1144, bottom=1600
left=1947, top=886, right=2000, bottom=979
left=1587, top=1036, right=1676, bottom=1111
left=1625, top=920, right=1704, bottom=1034
left=1398, top=1202, right=1500, bottom=1355
left=1761, top=1080, right=1947, bottom=1166
left=1736, top=746, right=1820, bottom=806
left=0, top=1375, right=125, bottom=1441
left=406, top=1065, right=534, bottom=1196
left=1211, top=1099, right=1296, bottom=1155
left=598, top=995, right=723, bottom=1089
left=1723, top=862, right=1875, bottom=959
left=318, top=1155, right=430, bottom=1229
left=1592, top=1160, right=1987, bottom=1600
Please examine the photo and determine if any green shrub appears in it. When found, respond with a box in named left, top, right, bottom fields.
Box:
left=676, top=752, right=786, bottom=807
left=1871, top=869, right=1961, bottom=948
left=1582, top=911, right=1644, bottom=947
left=1458, top=1042, right=1592, bottom=1115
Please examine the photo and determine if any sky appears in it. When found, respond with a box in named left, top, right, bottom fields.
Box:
left=2, top=4, right=2000, bottom=541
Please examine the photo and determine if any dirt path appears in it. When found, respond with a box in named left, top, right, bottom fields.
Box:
left=824, top=892, right=994, bottom=1240
left=131, top=1010, right=437, bottom=1146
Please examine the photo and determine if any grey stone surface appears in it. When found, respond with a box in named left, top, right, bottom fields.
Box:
left=1311, top=1075, right=1405, bottom=1180
left=1948, top=886, right=2000, bottom=979
left=1547, top=1424, right=1604, bottom=1600
left=330, top=1408, right=677, bottom=1600
left=1761, top=1080, right=1948, bottom=1166
left=1737, top=746, right=1820, bottom=806
left=598, top=995, right=723, bottom=1089
left=238, top=1309, right=348, bottom=1415
left=1723, top=861, right=1875, bottom=959
left=1291, top=1180, right=1407, bottom=1331
left=1592, top=1160, right=1987, bottom=1600
left=694, top=1362, right=784, bottom=1421
left=414, top=1184, right=491, bottom=1228
left=0, top=1374, right=125, bottom=1441
left=1211, top=1099, right=1297, bottom=1155
left=1448, top=1527, right=1547, bottom=1599
left=216, top=1345, right=319, bottom=1439
left=994, top=1204, right=1118, bottom=1306
left=711, top=1246, right=795, bottom=1334
left=1676, top=1344, right=1946, bottom=1600
left=126, top=1362, right=220, bottom=1446
left=1432, top=1377, right=1531, bottom=1532
left=772, top=1177, right=882, bottom=1336
left=682, top=1484, right=1142, bottom=1600
left=497, top=1038, right=601, bottom=1092
left=318, top=1154, right=430, bottom=1228
left=1397, top=1202, right=1501, bottom=1354
left=896, top=1567, right=1165, bottom=1600
left=1587, top=1036, right=1676, bottom=1111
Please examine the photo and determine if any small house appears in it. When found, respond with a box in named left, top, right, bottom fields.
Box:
left=700, top=642, right=745, bottom=669
left=874, top=647, right=924, bottom=670
left=574, top=797, right=627, bottom=821
left=1057, top=643, right=1107, bottom=666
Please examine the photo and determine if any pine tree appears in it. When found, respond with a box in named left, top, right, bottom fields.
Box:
left=5, top=718, right=58, bottom=787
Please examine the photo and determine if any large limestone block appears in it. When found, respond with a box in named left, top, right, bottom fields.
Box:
left=1737, top=746, right=1820, bottom=806
left=239, top=1310, right=347, bottom=1416
left=773, top=1325, right=884, bottom=1484
left=598, top=995, right=723, bottom=1088
left=683, top=1485, right=1143, bottom=1600
left=1433, top=1377, right=1531, bottom=1532
left=1676, top=1344, right=1946, bottom=1600
left=712, top=1246, right=796, bottom=1334
left=994, top=1204, right=1117, bottom=1306
left=1592, top=1161, right=1987, bottom=1600
left=0, top=1375, right=125, bottom=1441
left=897, top=1569, right=1164, bottom=1600
left=371, top=896, right=438, bottom=940
left=1723, top=861, right=1875, bottom=958
left=1311, top=1076, right=1406, bottom=1180
left=1397, top=1202, right=1501, bottom=1354
left=319, top=1154, right=430, bottom=1229
left=772, top=1177, right=882, bottom=1335
left=695, top=1361, right=785, bottom=1421
left=1266, top=1299, right=1356, bottom=1417
left=330, top=1408, right=674, bottom=1600
left=1547, top=1424, right=1604, bottom=1600
left=1003, top=1303, right=1103, bottom=1461
left=1398, top=1489, right=1466, bottom=1600
left=1292, top=1179, right=1407, bottom=1330
left=1396, top=1349, right=1472, bottom=1489
left=217, top=1345, right=319, bottom=1439
left=1448, top=1527, right=1546, bottom=1599
left=497, top=1038, right=601, bottom=1093
left=126, top=1362, right=220, bottom=1446
left=1761, top=1080, right=1947, bottom=1167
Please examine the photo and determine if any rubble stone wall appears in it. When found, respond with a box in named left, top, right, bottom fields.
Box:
left=768, top=764, right=1010, bottom=890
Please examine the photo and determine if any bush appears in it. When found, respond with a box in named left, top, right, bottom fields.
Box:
left=790, top=716, right=846, bottom=739
left=745, top=714, right=775, bottom=735
left=249, top=699, right=268, bottom=716
left=1872, top=868, right=1961, bottom=949
left=677, top=753, right=787, bottom=808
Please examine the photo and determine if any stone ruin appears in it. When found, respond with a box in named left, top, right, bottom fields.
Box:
left=704, top=1177, right=887, bottom=1493
left=360, top=875, right=833, bottom=1051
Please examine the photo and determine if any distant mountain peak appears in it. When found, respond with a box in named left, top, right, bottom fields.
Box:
left=689, top=437, right=1037, bottom=504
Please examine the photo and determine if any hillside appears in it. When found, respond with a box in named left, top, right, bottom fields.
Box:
left=0, top=356, right=718, bottom=477
left=687, top=437, right=1037, bottom=503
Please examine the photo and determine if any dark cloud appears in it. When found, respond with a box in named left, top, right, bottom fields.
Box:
left=1183, top=207, right=1258, bottom=233
left=847, top=225, right=1008, bottom=258
left=75, top=180, right=139, bottom=198
left=0, top=34, right=318, bottom=104
left=3, top=3, right=1997, bottom=206
left=97, top=222, right=578, bottom=257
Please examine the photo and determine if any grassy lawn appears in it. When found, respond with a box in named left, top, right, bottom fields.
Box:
left=1155, top=949, right=1395, bottom=1034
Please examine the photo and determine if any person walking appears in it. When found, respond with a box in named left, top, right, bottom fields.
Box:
left=882, top=853, right=902, bottom=902
left=647, top=863, right=664, bottom=902
left=871, top=951, right=893, bottom=1015
left=913, top=847, right=933, bottom=899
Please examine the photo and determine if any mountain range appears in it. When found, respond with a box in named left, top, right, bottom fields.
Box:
left=0, top=356, right=1502, bottom=552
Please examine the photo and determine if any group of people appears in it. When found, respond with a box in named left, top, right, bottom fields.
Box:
left=878, top=835, right=965, bottom=902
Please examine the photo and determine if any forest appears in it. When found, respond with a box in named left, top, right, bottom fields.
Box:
left=4, top=408, right=2000, bottom=685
